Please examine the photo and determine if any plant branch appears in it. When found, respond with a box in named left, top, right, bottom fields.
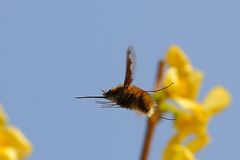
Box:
left=140, top=60, right=165, bottom=160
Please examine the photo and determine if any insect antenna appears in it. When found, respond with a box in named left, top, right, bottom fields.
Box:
left=145, top=82, right=174, bottom=92
left=100, top=88, right=106, bottom=93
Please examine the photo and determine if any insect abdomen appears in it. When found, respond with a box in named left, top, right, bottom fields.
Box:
left=118, top=85, right=155, bottom=116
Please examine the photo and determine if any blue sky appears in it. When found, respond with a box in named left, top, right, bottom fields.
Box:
left=0, top=0, right=239, bottom=159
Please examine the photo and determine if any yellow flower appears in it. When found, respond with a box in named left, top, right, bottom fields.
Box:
left=163, top=145, right=195, bottom=160
left=160, top=45, right=231, bottom=160
left=0, top=105, right=32, bottom=160
left=167, top=86, right=231, bottom=153
left=0, top=105, right=8, bottom=127
left=163, top=45, right=203, bottom=100
left=0, top=147, right=17, bottom=160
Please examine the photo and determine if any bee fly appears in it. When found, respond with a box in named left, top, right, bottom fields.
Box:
left=76, top=46, right=173, bottom=118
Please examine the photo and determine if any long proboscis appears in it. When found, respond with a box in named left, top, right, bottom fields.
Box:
left=75, top=96, right=106, bottom=99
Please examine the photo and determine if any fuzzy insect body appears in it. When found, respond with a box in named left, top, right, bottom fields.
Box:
left=103, top=84, right=156, bottom=116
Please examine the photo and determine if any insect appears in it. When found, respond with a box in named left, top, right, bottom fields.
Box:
left=76, top=46, right=173, bottom=118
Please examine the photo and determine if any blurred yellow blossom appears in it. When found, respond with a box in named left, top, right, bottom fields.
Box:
left=0, top=147, right=18, bottom=160
left=163, top=45, right=203, bottom=100
left=158, top=45, right=231, bottom=160
left=0, top=105, right=32, bottom=160
left=169, top=86, right=230, bottom=151
left=0, top=106, right=8, bottom=126
left=163, top=145, right=195, bottom=160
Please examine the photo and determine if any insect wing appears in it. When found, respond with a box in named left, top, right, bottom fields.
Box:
left=124, top=46, right=136, bottom=88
